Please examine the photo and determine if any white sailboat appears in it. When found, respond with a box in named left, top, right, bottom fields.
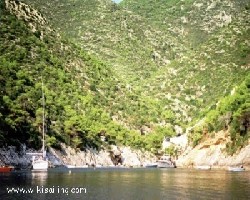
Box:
left=28, top=79, right=49, bottom=170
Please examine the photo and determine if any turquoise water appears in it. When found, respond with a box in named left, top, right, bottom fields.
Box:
left=0, top=168, right=249, bottom=200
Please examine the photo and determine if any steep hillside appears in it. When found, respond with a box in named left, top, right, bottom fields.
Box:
left=138, top=10, right=249, bottom=124
left=122, top=0, right=250, bottom=124
left=21, top=0, right=186, bottom=83
left=121, top=0, right=249, bottom=48
left=20, top=0, right=250, bottom=126
left=0, top=0, right=116, bottom=148
left=1, top=0, right=170, bottom=152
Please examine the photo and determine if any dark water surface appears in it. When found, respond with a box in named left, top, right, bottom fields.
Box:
left=0, top=168, right=249, bottom=200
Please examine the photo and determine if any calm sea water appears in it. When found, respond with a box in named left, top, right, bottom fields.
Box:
left=0, top=168, right=249, bottom=200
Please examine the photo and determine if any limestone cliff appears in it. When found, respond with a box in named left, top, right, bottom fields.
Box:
left=0, top=144, right=157, bottom=168
left=176, top=131, right=250, bottom=169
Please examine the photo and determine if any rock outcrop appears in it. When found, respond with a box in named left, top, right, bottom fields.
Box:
left=51, top=144, right=157, bottom=167
left=5, top=0, right=47, bottom=32
left=5, top=0, right=46, bottom=23
left=176, top=131, right=250, bottom=169
left=0, top=145, right=33, bottom=168
left=0, top=143, right=157, bottom=168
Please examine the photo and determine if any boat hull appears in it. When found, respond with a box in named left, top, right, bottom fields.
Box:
left=157, top=156, right=176, bottom=168
left=33, top=160, right=49, bottom=170
left=0, top=166, right=14, bottom=172
left=145, top=164, right=158, bottom=168
left=228, top=167, right=245, bottom=172
left=157, top=162, right=176, bottom=168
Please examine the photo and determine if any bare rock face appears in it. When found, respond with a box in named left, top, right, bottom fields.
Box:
left=48, top=144, right=114, bottom=167
left=176, top=131, right=250, bottom=169
left=54, top=144, right=157, bottom=167
left=120, top=146, right=157, bottom=167
left=0, top=143, right=157, bottom=168
left=0, top=145, right=32, bottom=168
left=4, top=0, right=49, bottom=37
left=120, top=147, right=141, bottom=167
left=5, top=0, right=47, bottom=26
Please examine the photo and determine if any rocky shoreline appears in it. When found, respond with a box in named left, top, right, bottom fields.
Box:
left=0, top=144, right=157, bottom=169
left=176, top=131, right=250, bottom=170
left=176, top=143, right=250, bottom=170
left=1, top=131, right=249, bottom=170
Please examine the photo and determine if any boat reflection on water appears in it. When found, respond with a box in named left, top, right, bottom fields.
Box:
left=194, top=165, right=211, bottom=170
left=31, top=170, right=48, bottom=184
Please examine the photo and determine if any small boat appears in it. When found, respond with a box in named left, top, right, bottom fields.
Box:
left=0, top=166, right=14, bottom=173
left=32, top=155, right=49, bottom=170
left=228, top=166, right=245, bottom=172
left=144, top=163, right=158, bottom=168
left=65, top=165, right=76, bottom=168
left=27, top=79, right=48, bottom=171
left=157, top=156, right=176, bottom=168
left=65, top=164, right=89, bottom=169
left=194, top=165, right=211, bottom=170
left=78, top=165, right=89, bottom=168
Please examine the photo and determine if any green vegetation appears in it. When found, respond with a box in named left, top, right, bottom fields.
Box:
left=0, top=1, right=177, bottom=153
left=189, top=74, right=250, bottom=152
left=0, top=0, right=249, bottom=154
left=206, top=74, right=250, bottom=154
left=19, top=0, right=249, bottom=128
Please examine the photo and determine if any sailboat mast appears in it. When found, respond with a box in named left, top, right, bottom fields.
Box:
left=42, top=78, right=45, bottom=158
